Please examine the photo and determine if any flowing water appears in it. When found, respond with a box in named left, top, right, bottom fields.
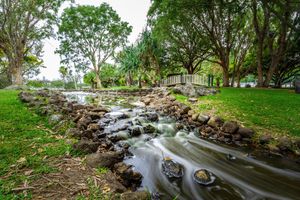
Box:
left=63, top=92, right=300, bottom=200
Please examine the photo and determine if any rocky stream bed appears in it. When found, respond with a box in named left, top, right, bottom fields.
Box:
left=19, top=89, right=300, bottom=200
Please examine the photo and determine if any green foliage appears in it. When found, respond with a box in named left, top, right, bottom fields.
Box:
left=96, top=167, right=108, bottom=175
left=100, top=63, right=123, bottom=87
left=0, top=0, right=68, bottom=85
left=83, top=71, right=97, bottom=88
left=26, top=80, right=46, bottom=88
left=57, top=3, right=132, bottom=88
left=49, top=80, right=64, bottom=88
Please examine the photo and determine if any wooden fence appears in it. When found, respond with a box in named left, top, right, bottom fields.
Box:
left=160, top=74, right=207, bottom=86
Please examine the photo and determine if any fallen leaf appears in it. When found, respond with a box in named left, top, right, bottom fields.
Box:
left=25, top=170, right=33, bottom=176
left=17, top=157, right=26, bottom=163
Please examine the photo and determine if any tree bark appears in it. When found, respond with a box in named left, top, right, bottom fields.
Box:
left=236, top=70, right=241, bottom=88
left=222, top=69, right=230, bottom=87
left=9, top=52, right=24, bottom=85
left=95, top=73, right=102, bottom=89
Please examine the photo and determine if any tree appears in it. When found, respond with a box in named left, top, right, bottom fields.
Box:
left=0, top=0, right=67, bottom=85
left=57, top=3, right=132, bottom=88
left=148, top=0, right=251, bottom=87
left=59, top=66, right=68, bottom=89
left=118, top=45, right=141, bottom=87
left=251, top=0, right=299, bottom=87
left=148, top=2, right=211, bottom=75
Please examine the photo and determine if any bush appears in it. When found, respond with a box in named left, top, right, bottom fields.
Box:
left=26, top=80, right=46, bottom=88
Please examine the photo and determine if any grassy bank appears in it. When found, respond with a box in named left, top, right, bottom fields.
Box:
left=175, top=88, right=300, bottom=137
left=0, top=90, right=71, bottom=199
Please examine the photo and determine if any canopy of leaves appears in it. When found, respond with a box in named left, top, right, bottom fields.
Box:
left=57, top=3, right=132, bottom=72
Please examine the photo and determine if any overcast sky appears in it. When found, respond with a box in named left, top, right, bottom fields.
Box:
left=37, top=0, right=151, bottom=80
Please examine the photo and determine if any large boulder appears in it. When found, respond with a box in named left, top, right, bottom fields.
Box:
left=86, top=151, right=124, bottom=168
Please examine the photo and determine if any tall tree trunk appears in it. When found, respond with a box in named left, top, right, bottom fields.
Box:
left=221, top=58, right=230, bottom=87
left=256, top=44, right=264, bottom=87
left=9, top=51, right=24, bottom=85
left=11, top=65, right=23, bottom=85
left=185, top=62, right=194, bottom=74
left=236, top=70, right=241, bottom=88
left=95, top=73, right=102, bottom=88
left=231, top=65, right=236, bottom=87
left=223, top=69, right=230, bottom=87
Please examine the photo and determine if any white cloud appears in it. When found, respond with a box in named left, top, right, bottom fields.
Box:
left=37, top=0, right=151, bottom=80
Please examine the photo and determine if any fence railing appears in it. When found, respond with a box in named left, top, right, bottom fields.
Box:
left=160, top=74, right=207, bottom=86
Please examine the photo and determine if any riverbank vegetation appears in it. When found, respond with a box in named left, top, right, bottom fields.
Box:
left=175, top=88, right=300, bottom=137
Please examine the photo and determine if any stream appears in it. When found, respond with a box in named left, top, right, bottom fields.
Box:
left=63, top=91, right=300, bottom=200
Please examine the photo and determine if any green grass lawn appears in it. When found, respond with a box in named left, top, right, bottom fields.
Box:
left=176, top=88, right=300, bottom=137
left=0, top=90, right=71, bottom=199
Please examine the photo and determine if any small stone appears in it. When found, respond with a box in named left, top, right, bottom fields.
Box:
left=180, top=105, right=191, bottom=115
left=48, top=114, right=63, bottom=125
left=188, top=98, right=198, bottom=103
left=191, top=113, right=199, bottom=121
left=198, top=115, right=210, bottom=124
left=87, top=123, right=101, bottom=131
left=87, top=112, right=103, bottom=120
left=238, top=127, right=255, bottom=138
left=267, top=144, right=281, bottom=153
left=77, top=115, right=92, bottom=129
left=114, top=162, right=143, bottom=187
left=207, top=116, right=223, bottom=128
left=277, top=136, right=293, bottom=151
left=226, top=154, right=236, bottom=160
left=120, top=191, right=149, bottom=200
left=193, top=169, right=216, bottom=185
left=128, top=126, right=143, bottom=137
left=161, top=157, right=184, bottom=179
left=259, top=134, right=273, bottom=145
left=143, top=124, right=156, bottom=134
left=222, top=121, right=239, bottom=134
left=73, top=138, right=100, bottom=154
left=86, top=151, right=124, bottom=168
left=187, top=110, right=194, bottom=117
left=232, top=134, right=242, bottom=141
left=144, top=112, right=159, bottom=122
left=143, top=98, right=152, bottom=105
